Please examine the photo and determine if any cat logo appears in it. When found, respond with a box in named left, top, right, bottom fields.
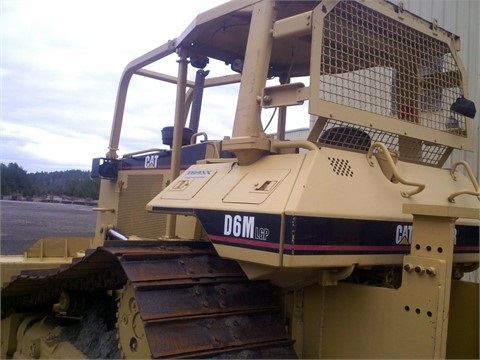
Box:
left=145, top=155, right=159, bottom=168
left=395, top=225, right=412, bottom=245
left=395, top=224, right=458, bottom=245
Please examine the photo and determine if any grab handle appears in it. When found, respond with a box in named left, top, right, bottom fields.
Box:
left=448, top=161, right=480, bottom=203
left=191, top=132, right=208, bottom=144
left=367, top=142, right=425, bottom=198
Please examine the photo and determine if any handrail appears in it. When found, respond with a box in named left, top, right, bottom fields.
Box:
left=448, top=160, right=480, bottom=203
left=191, top=132, right=208, bottom=144
left=367, top=142, right=425, bottom=198
left=271, top=139, right=318, bottom=152
left=123, top=148, right=167, bottom=157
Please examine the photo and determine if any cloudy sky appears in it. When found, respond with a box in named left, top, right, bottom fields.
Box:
left=1, top=0, right=262, bottom=173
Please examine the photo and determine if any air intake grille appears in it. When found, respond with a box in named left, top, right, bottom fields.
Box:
left=328, top=157, right=354, bottom=177
left=118, top=173, right=166, bottom=238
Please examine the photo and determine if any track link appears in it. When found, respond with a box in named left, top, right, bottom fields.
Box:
left=1, top=240, right=296, bottom=358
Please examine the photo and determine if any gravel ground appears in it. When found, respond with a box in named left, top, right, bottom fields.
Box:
left=0, top=200, right=97, bottom=255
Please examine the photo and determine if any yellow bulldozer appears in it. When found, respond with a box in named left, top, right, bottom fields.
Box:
left=1, top=0, right=478, bottom=358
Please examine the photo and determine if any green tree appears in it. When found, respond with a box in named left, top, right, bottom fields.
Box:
left=0, top=163, right=33, bottom=196
left=1, top=163, right=100, bottom=199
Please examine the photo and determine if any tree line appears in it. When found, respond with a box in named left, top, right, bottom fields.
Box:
left=1, top=163, right=100, bottom=200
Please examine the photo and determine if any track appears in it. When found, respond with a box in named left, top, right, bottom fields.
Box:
left=1, top=240, right=296, bottom=359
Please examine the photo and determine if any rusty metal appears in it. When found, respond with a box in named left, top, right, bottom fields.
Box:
left=1, top=240, right=295, bottom=358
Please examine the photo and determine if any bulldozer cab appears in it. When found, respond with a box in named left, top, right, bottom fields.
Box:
left=92, top=0, right=477, bottom=246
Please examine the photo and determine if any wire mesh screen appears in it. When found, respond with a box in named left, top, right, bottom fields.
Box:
left=318, top=1, right=466, bottom=137
left=318, top=119, right=449, bottom=166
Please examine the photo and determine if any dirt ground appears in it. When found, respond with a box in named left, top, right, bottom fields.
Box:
left=0, top=200, right=97, bottom=255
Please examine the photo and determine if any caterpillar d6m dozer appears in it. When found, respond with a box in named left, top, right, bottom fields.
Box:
left=1, top=0, right=479, bottom=358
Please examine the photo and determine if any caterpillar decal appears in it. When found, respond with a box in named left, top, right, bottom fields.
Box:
left=195, top=210, right=479, bottom=256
